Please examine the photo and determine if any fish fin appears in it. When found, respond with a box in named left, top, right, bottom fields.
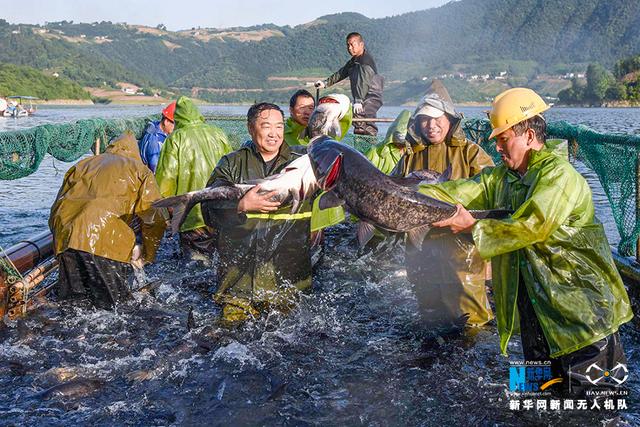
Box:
left=152, top=193, right=190, bottom=209
left=389, top=176, right=418, bottom=186
left=469, top=209, right=512, bottom=220
left=439, top=165, right=452, bottom=183
left=406, top=224, right=431, bottom=249
left=169, top=202, right=190, bottom=235
left=357, top=222, right=377, bottom=248
left=391, top=168, right=446, bottom=187
left=290, top=189, right=302, bottom=214
left=153, top=194, right=192, bottom=234
left=187, top=306, right=196, bottom=331
left=318, top=191, right=344, bottom=210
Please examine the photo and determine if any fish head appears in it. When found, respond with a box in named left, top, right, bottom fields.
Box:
left=308, top=139, right=344, bottom=191
left=307, top=102, right=343, bottom=139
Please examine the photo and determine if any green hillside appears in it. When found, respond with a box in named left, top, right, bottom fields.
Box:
left=1, top=0, right=639, bottom=103
left=0, top=62, right=90, bottom=99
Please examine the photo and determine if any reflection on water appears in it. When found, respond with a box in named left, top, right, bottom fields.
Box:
left=0, top=106, right=639, bottom=424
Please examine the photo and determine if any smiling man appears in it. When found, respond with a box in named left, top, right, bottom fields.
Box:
left=424, top=87, right=633, bottom=395
left=202, top=103, right=313, bottom=322
left=392, top=80, right=494, bottom=330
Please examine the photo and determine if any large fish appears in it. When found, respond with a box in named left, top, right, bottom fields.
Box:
left=306, top=136, right=510, bottom=247
left=153, top=154, right=319, bottom=234
left=154, top=94, right=351, bottom=233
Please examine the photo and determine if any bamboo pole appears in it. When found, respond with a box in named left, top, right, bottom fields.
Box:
left=95, top=137, right=101, bottom=155
left=0, top=230, right=55, bottom=317
left=9, top=258, right=58, bottom=294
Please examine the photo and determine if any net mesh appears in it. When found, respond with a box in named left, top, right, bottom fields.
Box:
left=0, top=114, right=638, bottom=255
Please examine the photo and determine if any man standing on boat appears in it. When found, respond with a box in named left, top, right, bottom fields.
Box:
left=426, top=87, right=633, bottom=395
left=138, top=101, right=176, bottom=173
left=49, top=131, right=166, bottom=309
left=315, top=32, right=383, bottom=136
left=202, top=103, right=313, bottom=322
left=155, top=96, right=232, bottom=262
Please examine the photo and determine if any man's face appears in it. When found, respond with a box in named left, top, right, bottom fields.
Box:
left=250, top=108, right=284, bottom=158
left=495, top=128, right=534, bottom=174
left=161, top=118, right=175, bottom=135
left=346, top=36, right=365, bottom=57
left=290, top=96, right=315, bottom=126
left=417, top=114, right=451, bottom=145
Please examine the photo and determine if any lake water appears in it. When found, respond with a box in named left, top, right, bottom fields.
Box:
left=0, top=105, right=639, bottom=426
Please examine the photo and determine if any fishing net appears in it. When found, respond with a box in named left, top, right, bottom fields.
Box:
left=0, top=114, right=638, bottom=256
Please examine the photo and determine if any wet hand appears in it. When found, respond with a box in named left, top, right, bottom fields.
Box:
left=353, top=102, right=364, bottom=115
left=314, top=80, right=326, bottom=89
left=432, top=204, right=476, bottom=234
left=237, top=185, right=281, bottom=213
left=130, top=244, right=146, bottom=269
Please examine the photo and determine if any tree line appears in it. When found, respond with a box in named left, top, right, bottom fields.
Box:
left=558, top=55, right=640, bottom=105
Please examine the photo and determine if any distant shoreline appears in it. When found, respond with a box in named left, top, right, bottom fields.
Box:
left=32, top=99, right=640, bottom=108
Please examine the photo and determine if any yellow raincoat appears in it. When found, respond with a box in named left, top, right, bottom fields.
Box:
left=49, top=131, right=166, bottom=264
left=395, top=88, right=495, bottom=327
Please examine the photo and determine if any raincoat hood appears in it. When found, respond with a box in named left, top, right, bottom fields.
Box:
left=414, top=79, right=458, bottom=119
left=173, top=96, right=205, bottom=130
left=107, top=130, right=144, bottom=162
left=366, top=109, right=411, bottom=174
left=406, top=80, right=465, bottom=151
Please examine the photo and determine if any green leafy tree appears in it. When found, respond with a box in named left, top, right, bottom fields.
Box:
left=586, top=63, right=614, bottom=103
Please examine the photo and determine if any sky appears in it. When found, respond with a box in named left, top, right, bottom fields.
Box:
left=4, top=0, right=451, bottom=30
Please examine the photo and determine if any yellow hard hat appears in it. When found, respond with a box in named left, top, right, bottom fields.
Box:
left=488, top=88, right=549, bottom=139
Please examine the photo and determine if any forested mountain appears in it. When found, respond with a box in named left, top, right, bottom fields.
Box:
left=1, top=0, right=639, bottom=101
left=0, top=63, right=90, bottom=99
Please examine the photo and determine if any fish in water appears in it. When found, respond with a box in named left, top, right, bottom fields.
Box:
left=35, top=378, right=104, bottom=400
left=153, top=154, right=319, bottom=234
left=306, top=135, right=510, bottom=248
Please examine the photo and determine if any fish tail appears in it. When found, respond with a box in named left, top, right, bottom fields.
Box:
left=153, top=194, right=193, bottom=234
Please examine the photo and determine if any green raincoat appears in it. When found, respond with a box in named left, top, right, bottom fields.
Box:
left=420, top=147, right=633, bottom=357
left=365, top=110, right=411, bottom=174
left=202, top=142, right=312, bottom=319
left=155, top=96, right=232, bottom=232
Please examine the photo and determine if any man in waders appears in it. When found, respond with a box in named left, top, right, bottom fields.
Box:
left=426, top=87, right=633, bottom=395
left=49, top=131, right=166, bottom=309
left=203, top=103, right=313, bottom=322
left=392, top=80, right=495, bottom=330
